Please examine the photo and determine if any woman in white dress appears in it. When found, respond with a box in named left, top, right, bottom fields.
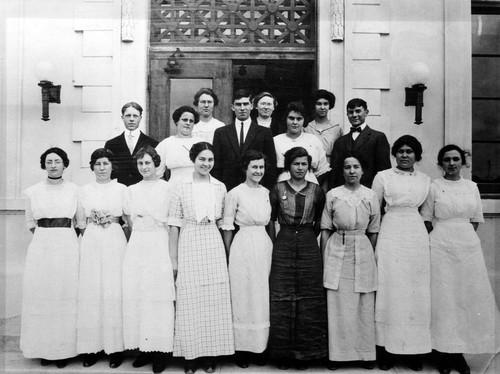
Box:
left=21, top=147, right=79, bottom=368
left=156, top=106, right=203, bottom=183
left=221, top=150, right=273, bottom=368
left=122, top=146, right=176, bottom=373
left=169, top=142, right=234, bottom=374
left=273, top=101, right=330, bottom=188
left=421, top=144, right=497, bottom=374
left=75, top=148, right=127, bottom=368
left=372, top=135, right=431, bottom=371
left=320, top=153, right=380, bottom=370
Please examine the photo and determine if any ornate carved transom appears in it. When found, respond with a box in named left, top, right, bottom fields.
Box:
left=150, top=0, right=315, bottom=48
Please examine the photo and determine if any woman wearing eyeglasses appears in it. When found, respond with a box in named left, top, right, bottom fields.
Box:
left=421, top=145, right=496, bottom=374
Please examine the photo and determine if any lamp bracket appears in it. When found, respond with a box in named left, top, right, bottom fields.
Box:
left=405, top=83, right=427, bottom=107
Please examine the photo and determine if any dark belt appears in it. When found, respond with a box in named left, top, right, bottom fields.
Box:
left=37, top=218, right=72, bottom=228
left=280, top=224, right=314, bottom=230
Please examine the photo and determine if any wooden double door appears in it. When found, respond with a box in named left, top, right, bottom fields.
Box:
left=149, top=57, right=315, bottom=141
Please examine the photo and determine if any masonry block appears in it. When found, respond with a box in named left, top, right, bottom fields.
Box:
left=83, top=30, right=113, bottom=57
left=73, top=57, right=113, bottom=86
left=72, top=112, right=114, bottom=141
left=352, top=61, right=390, bottom=89
left=82, top=87, right=112, bottom=112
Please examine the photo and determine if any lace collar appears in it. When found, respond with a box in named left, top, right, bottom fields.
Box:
left=330, top=185, right=373, bottom=207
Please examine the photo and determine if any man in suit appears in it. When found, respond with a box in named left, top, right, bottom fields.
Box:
left=212, top=89, right=277, bottom=192
left=104, top=102, right=159, bottom=186
left=329, top=98, right=391, bottom=189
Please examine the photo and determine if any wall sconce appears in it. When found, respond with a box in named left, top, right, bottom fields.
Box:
left=34, top=61, right=61, bottom=121
left=163, top=48, right=183, bottom=73
left=405, top=62, right=429, bottom=125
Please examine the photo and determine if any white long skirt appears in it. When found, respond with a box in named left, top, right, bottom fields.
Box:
left=122, top=227, right=175, bottom=352
left=327, top=237, right=375, bottom=361
left=375, top=208, right=431, bottom=354
left=229, top=226, right=272, bottom=353
left=76, top=222, right=126, bottom=354
left=430, top=219, right=498, bottom=353
left=20, top=227, right=79, bottom=359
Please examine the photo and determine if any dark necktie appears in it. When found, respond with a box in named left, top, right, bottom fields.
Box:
left=239, top=122, right=245, bottom=148
left=350, top=126, right=362, bottom=133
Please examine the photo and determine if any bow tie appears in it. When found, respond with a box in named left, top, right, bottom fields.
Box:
left=350, top=127, right=362, bottom=133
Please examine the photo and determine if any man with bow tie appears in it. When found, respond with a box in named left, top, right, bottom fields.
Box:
left=328, top=98, right=391, bottom=189
left=104, top=102, right=159, bottom=186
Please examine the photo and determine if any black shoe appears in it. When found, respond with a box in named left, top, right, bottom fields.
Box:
left=434, top=351, right=452, bottom=374
left=109, top=352, right=123, bottom=369
left=276, top=359, right=289, bottom=370
left=361, top=360, right=376, bottom=370
left=295, top=359, right=308, bottom=370
left=377, top=347, right=394, bottom=371
left=452, top=354, right=470, bottom=374
left=40, top=359, right=51, bottom=366
left=56, top=359, right=68, bottom=368
left=82, top=353, right=100, bottom=367
left=405, top=355, right=423, bottom=371
left=152, top=352, right=169, bottom=373
left=327, top=360, right=339, bottom=370
left=184, top=359, right=197, bottom=374
left=235, top=352, right=249, bottom=368
left=133, top=352, right=151, bottom=368
left=251, top=353, right=266, bottom=366
left=202, top=358, right=216, bottom=373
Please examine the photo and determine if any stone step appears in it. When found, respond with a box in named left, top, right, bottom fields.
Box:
left=2, top=316, right=499, bottom=373
left=3, top=350, right=499, bottom=374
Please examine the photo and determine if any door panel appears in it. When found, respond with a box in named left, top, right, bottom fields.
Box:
left=149, top=59, right=233, bottom=141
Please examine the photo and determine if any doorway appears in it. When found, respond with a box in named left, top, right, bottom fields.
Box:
left=149, top=57, right=315, bottom=141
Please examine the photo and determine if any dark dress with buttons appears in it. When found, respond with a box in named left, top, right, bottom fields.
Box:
left=268, top=181, right=328, bottom=361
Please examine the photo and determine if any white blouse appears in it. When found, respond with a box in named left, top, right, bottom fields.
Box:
left=273, top=132, right=330, bottom=183
left=155, top=135, right=204, bottom=180
left=372, top=168, right=430, bottom=211
left=76, top=180, right=127, bottom=229
left=192, top=118, right=225, bottom=144
left=24, top=180, right=78, bottom=229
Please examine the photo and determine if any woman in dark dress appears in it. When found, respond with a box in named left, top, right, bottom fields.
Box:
left=268, top=146, right=328, bottom=370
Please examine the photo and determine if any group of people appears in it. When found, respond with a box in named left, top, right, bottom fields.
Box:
left=20, top=89, right=496, bottom=374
